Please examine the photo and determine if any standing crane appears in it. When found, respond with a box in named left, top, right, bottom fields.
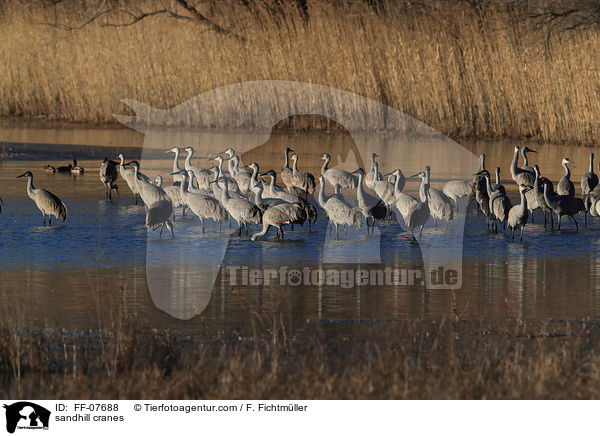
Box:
left=251, top=202, right=306, bottom=242
left=510, top=146, right=536, bottom=187
left=117, top=154, right=140, bottom=204
left=183, top=147, right=211, bottom=189
left=543, top=179, right=585, bottom=230
left=404, top=170, right=431, bottom=240
left=443, top=180, right=472, bottom=207
left=352, top=168, right=387, bottom=233
left=557, top=158, right=575, bottom=196
left=100, top=157, right=119, bottom=200
left=424, top=166, right=453, bottom=228
left=166, top=147, right=185, bottom=185
left=508, top=185, right=532, bottom=242
left=321, top=153, right=358, bottom=190
left=483, top=173, right=512, bottom=233
left=280, top=147, right=295, bottom=191
left=290, top=154, right=316, bottom=197
left=473, top=153, right=491, bottom=220
left=520, top=146, right=537, bottom=172
left=581, top=152, right=599, bottom=195
left=211, top=177, right=262, bottom=237
left=317, top=175, right=362, bottom=238
left=16, top=171, right=67, bottom=225
left=365, top=153, right=383, bottom=189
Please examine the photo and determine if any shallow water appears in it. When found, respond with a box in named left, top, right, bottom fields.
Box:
left=1, top=129, right=600, bottom=333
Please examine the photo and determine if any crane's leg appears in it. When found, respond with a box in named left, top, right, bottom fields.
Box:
left=585, top=211, right=588, bottom=227
left=49, top=217, right=52, bottom=226
left=419, top=224, right=424, bottom=239
left=159, top=224, right=164, bottom=238
left=503, top=220, right=506, bottom=234
left=531, top=213, right=534, bottom=224
left=558, top=214, right=561, bottom=230
left=280, top=227, right=284, bottom=242
left=219, top=221, right=222, bottom=234
left=167, top=220, right=174, bottom=239
left=335, top=223, right=339, bottom=239
left=512, top=228, right=515, bottom=240
left=245, top=222, right=249, bottom=236
left=520, top=226, right=524, bottom=242
left=570, top=215, right=579, bottom=231
left=238, top=223, right=242, bottom=237
left=201, top=218, right=205, bottom=233
left=345, top=225, right=348, bottom=239
left=135, top=194, right=138, bottom=205
left=434, top=218, right=438, bottom=230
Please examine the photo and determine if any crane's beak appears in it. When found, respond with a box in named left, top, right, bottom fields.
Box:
left=16, top=173, right=26, bottom=178
left=164, top=150, right=172, bottom=154
left=529, top=149, right=537, bottom=153
left=408, top=174, right=419, bottom=178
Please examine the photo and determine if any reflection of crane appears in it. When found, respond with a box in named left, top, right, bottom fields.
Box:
left=16, top=171, right=67, bottom=225
left=317, top=176, right=361, bottom=238
left=558, top=158, right=575, bottom=196
left=100, top=158, right=119, bottom=200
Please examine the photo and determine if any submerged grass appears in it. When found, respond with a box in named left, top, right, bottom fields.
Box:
left=1, top=1, right=600, bottom=143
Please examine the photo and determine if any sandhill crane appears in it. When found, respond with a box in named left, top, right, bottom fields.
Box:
left=321, top=153, right=357, bottom=190
left=392, top=169, right=419, bottom=225
left=483, top=173, right=512, bottom=233
left=100, top=157, right=119, bottom=200
left=508, top=185, right=532, bottom=241
left=581, top=152, right=599, bottom=195
left=146, top=199, right=174, bottom=239
left=404, top=171, right=431, bottom=240
left=290, top=154, right=316, bottom=197
left=443, top=180, right=472, bottom=207
left=213, top=156, right=240, bottom=193
left=166, top=147, right=185, bottom=185
left=353, top=168, right=387, bottom=233
left=317, top=175, right=362, bottom=238
left=211, top=177, right=261, bottom=236
left=124, top=161, right=169, bottom=207
left=251, top=202, right=306, bottom=242
left=424, top=166, right=453, bottom=228
left=185, top=170, right=213, bottom=197
left=154, top=175, right=186, bottom=219
left=253, top=181, right=287, bottom=212
left=525, top=165, right=553, bottom=228
left=71, top=160, right=84, bottom=174
left=172, top=170, right=228, bottom=232
left=281, top=147, right=294, bottom=191
left=544, top=180, right=585, bottom=230
left=117, top=154, right=141, bottom=204
left=371, top=162, right=397, bottom=211
left=183, top=147, right=211, bottom=189
left=227, top=154, right=253, bottom=194
left=473, top=153, right=491, bottom=219
left=16, top=171, right=67, bottom=225
left=511, top=146, right=536, bottom=187
left=558, top=158, right=575, bottom=196
left=520, top=146, right=537, bottom=172
left=365, top=153, right=383, bottom=189
left=490, top=167, right=506, bottom=195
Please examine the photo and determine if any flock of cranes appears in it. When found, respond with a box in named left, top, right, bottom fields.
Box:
left=6, top=145, right=600, bottom=244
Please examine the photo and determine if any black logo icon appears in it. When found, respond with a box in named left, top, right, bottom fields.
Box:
left=3, top=402, right=50, bottom=434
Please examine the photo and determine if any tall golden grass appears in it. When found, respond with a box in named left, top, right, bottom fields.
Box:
left=1, top=1, right=600, bottom=143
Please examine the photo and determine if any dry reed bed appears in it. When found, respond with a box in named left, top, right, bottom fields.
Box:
left=1, top=316, right=600, bottom=399
left=1, top=1, right=600, bottom=143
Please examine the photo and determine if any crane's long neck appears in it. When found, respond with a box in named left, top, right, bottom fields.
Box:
left=184, top=150, right=193, bottom=171
left=118, top=156, right=125, bottom=167
left=480, top=154, right=486, bottom=172
left=292, top=158, right=298, bottom=174
left=318, top=180, right=327, bottom=207
left=250, top=166, right=259, bottom=188
left=221, top=179, right=230, bottom=201
left=155, top=176, right=163, bottom=187
left=217, top=160, right=224, bottom=179
left=179, top=174, right=188, bottom=197
left=484, top=175, right=493, bottom=197
left=321, top=156, right=329, bottom=175
left=495, top=168, right=501, bottom=185
left=334, top=184, right=341, bottom=195
left=563, top=162, right=570, bottom=178
left=269, top=174, right=276, bottom=191
left=522, top=149, right=529, bottom=167
left=590, top=154, right=594, bottom=173
left=172, top=150, right=181, bottom=173
left=533, top=169, right=540, bottom=190
left=520, top=189, right=528, bottom=211
left=284, top=150, right=290, bottom=169
left=356, top=173, right=365, bottom=203
left=419, top=179, right=428, bottom=205
left=254, top=186, right=264, bottom=204
left=510, top=150, right=519, bottom=178
left=394, top=172, right=401, bottom=197
left=228, top=157, right=236, bottom=177
left=26, top=177, right=35, bottom=197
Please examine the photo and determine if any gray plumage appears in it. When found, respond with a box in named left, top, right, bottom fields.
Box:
left=405, top=171, right=430, bottom=240
left=280, top=147, right=295, bottom=191
left=424, top=166, right=453, bottom=228
left=317, top=176, right=362, bottom=238
left=290, top=154, right=316, bottom=196
left=100, top=157, right=119, bottom=200
left=544, top=181, right=585, bottom=231
left=581, top=152, right=599, bottom=195
left=510, top=146, right=536, bottom=187
left=214, top=177, right=262, bottom=237
left=251, top=202, right=305, bottom=241
left=354, top=168, right=387, bottom=233
left=557, top=158, right=575, bottom=196
left=365, top=153, right=383, bottom=189
left=507, top=185, right=531, bottom=242
left=17, top=171, right=67, bottom=225
left=146, top=199, right=174, bottom=239
left=321, top=153, right=358, bottom=190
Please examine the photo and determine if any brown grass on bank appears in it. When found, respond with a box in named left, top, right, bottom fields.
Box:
left=2, top=313, right=600, bottom=399
left=1, top=1, right=600, bottom=143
